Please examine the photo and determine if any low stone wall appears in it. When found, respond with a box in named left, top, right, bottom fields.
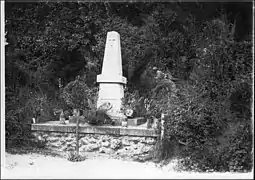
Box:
left=32, top=132, right=158, bottom=161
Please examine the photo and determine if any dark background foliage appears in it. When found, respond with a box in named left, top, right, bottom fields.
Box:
left=5, top=1, right=253, bottom=172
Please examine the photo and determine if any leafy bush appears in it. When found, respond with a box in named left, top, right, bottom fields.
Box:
left=216, top=122, right=253, bottom=172
left=154, top=17, right=253, bottom=172
left=84, top=98, right=112, bottom=125
left=122, top=90, right=148, bottom=117
left=160, top=82, right=252, bottom=172
left=61, top=76, right=91, bottom=110
left=5, top=86, right=57, bottom=148
left=60, top=75, right=112, bottom=125
left=85, top=109, right=112, bottom=125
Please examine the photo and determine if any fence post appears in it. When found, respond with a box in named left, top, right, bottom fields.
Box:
left=75, top=118, right=80, bottom=155
left=160, top=113, right=165, bottom=140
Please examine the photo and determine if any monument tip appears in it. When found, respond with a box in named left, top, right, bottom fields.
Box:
left=108, top=31, right=119, bottom=35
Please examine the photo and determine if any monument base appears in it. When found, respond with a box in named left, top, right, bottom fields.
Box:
left=97, top=83, right=124, bottom=108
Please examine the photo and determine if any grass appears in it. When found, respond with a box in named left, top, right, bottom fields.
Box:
left=67, top=151, right=87, bottom=162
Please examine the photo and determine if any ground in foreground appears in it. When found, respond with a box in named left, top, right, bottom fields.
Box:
left=2, top=152, right=253, bottom=179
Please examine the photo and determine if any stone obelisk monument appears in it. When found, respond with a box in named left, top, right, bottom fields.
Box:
left=97, top=31, right=127, bottom=122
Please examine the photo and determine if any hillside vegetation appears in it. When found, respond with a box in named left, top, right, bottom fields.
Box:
left=5, top=2, right=253, bottom=172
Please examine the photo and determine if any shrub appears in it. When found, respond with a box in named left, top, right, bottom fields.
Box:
left=80, top=93, right=112, bottom=125
left=153, top=18, right=253, bottom=171
left=122, top=90, right=148, bottom=117
left=61, top=76, right=112, bottom=125
left=61, top=76, right=91, bottom=110
left=85, top=109, right=112, bottom=125
left=5, top=86, right=57, bottom=148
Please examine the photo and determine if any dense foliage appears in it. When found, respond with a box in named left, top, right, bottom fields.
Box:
left=61, top=76, right=90, bottom=110
left=5, top=2, right=253, bottom=172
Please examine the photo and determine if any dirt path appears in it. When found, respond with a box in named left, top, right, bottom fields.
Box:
left=2, top=152, right=253, bottom=179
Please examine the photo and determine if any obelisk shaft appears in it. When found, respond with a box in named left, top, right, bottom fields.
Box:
left=102, top=32, right=122, bottom=76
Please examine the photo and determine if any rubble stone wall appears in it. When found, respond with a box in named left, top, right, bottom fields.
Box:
left=32, top=132, right=158, bottom=160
